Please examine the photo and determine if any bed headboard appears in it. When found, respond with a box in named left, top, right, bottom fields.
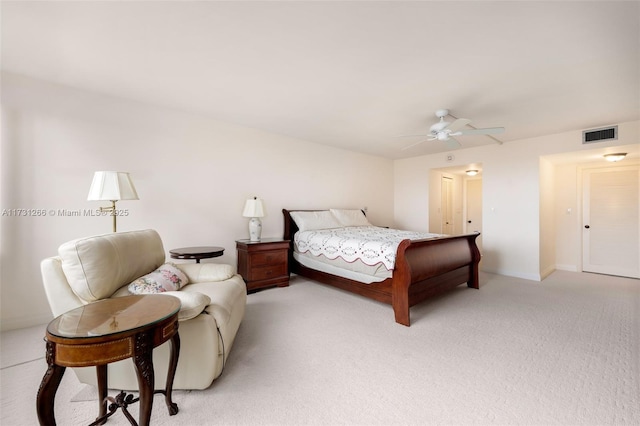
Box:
left=283, top=209, right=324, bottom=274
left=282, top=208, right=367, bottom=241
left=282, top=209, right=316, bottom=241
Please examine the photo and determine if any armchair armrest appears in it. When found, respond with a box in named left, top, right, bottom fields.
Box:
left=176, top=263, right=235, bottom=283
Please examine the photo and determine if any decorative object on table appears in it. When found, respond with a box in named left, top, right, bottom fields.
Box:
left=87, top=171, right=139, bottom=232
left=236, top=238, right=290, bottom=292
left=242, top=196, right=265, bottom=241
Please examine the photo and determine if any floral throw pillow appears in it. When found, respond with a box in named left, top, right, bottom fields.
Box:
left=128, top=263, right=189, bottom=294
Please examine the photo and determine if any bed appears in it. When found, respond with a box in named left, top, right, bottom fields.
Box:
left=283, top=209, right=481, bottom=326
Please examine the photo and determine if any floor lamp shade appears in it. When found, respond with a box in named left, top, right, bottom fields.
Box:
left=243, top=197, right=265, bottom=241
left=87, top=171, right=138, bottom=232
left=87, top=171, right=139, bottom=201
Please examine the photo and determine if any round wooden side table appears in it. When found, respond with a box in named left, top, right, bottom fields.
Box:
left=36, top=295, right=181, bottom=426
left=169, top=246, right=224, bottom=263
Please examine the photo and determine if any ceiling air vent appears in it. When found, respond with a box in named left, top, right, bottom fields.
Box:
left=582, top=126, right=617, bottom=144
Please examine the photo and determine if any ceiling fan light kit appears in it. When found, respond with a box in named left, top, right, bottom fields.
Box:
left=400, top=109, right=505, bottom=151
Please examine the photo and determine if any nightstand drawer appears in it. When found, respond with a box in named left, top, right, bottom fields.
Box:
left=250, top=264, right=287, bottom=281
left=236, top=238, right=290, bottom=292
left=251, top=250, right=287, bottom=267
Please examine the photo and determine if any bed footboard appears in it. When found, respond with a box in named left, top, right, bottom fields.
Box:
left=392, top=234, right=481, bottom=326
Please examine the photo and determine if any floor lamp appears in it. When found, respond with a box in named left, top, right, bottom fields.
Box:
left=87, top=171, right=139, bottom=232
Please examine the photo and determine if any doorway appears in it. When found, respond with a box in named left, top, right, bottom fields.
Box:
left=466, top=178, right=483, bottom=252
left=441, top=176, right=453, bottom=234
left=582, top=165, right=639, bottom=278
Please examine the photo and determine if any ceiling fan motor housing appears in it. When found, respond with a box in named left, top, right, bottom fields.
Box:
left=430, top=121, right=450, bottom=133
left=435, top=109, right=449, bottom=118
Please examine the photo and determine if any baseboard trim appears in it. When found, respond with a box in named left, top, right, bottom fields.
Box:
left=480, top=267, right=541, bottom=282
left=1, top=313, right=52, bottom=332
left=555, top=264, right=579, bottom=272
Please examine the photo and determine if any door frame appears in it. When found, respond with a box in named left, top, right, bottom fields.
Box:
left=578, top=163, right=640, bottom=277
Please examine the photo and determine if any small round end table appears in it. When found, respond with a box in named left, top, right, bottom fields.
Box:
left=36, top=295, right=181, bottom=426
left=169, top=246, right=224, bottom=263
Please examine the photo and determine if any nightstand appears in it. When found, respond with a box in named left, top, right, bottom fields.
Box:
left=236, top=238, right=290, bottom=292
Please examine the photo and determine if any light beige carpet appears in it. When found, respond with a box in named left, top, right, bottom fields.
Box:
left=1, top=271, right=638, bottom=425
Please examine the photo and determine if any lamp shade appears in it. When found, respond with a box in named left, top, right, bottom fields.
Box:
left=87, top=171, right=139, bottom=201
left=242, top=197, right=265, bottom=218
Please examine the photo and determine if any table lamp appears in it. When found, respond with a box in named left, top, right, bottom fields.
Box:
left=242, top=197, right=265, bottom=241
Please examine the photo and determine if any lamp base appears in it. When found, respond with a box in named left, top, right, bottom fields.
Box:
left=248, top=217, right=262, bottom=241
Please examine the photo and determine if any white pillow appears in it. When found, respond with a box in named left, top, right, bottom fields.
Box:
left=290, top=210, right=343, bottom=232
left=128, top=263, right=189, bottom=294
left=330, top=209, right=371, bottom=227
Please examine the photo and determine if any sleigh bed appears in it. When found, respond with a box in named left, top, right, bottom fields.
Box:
left=283, top=209, right=481, bottom=326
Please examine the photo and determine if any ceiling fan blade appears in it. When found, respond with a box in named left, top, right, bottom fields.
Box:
left=444, top=118, right=471, bottom=133
left=444, top=137, right=461, bottom=149
left=401, top=139, right=430, bottom=151
left=395, top=133, right=430, bottom=138
left=452, top=127, right=505, bottom=136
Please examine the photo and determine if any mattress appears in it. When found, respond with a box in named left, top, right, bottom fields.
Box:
left=293, top=226, right=442, bottom=284
left=293, top=250, right=391, bottom=283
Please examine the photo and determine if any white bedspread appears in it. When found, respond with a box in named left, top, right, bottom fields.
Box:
left=294, top=226, right=442, bottom=271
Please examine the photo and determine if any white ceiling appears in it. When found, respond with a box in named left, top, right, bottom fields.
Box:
left=2, top=1, right=639, bottom=159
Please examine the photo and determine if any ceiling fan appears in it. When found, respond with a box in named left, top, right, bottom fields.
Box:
left=401, top=109, right=505, bottom=150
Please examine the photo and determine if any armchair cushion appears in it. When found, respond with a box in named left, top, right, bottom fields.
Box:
left=128, top=263, right=188, bottom=294
left=58, top=229, right=165, bottom=302
left=157, top=291, right=211, bottom=321
left=111, top=285, right=211, bottom=322
left=177, top=263, right=235, bottom=282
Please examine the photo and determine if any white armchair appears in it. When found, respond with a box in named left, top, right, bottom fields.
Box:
left=40, top=229, right=247, bottom=391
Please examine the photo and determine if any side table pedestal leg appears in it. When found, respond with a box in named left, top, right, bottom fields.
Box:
left=165, top=330, right=180, bottom=415
left=95, top=365, right=108, bottom=425
left=133, top=331, right=155, bottom=426
left=36, top=341, right=66, bottom=426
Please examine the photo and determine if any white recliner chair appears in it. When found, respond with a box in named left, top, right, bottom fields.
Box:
left=40, top=229, right=247, bottom=390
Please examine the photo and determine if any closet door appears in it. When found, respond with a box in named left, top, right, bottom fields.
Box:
left=441, top=176, right=453, bottom=234
left=466, top=178, right=483, bottom=252
left=582, top=165, right=639, bottom=278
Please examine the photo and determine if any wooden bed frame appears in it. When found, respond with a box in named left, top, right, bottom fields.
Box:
left=283, top=209, right=481, bottom=326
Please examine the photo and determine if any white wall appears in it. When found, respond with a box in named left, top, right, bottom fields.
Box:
left=0, top=73, right=395, bottom=330
left=552, top=163, right=581, bottom=272
left=394, top=121, right=639, bottom=281
left=539, top=157, right=556, bottom=279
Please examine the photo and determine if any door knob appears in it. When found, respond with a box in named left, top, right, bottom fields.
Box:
left=584, top=225, right=590, bottom=229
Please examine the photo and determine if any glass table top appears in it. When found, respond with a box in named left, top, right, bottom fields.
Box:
left=47, top=295, right=180, bottom=339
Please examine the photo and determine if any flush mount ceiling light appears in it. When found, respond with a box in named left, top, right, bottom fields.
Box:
left=466, top=170, right=479, bottom=176
left=603, top=153, right=627, bottom=162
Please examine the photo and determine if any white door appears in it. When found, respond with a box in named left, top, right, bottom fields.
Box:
left=466, top=178, right=483, bottom=252
left=582, top=165, right=640, bottom=278
left=441, top=177, right=453, bottom=234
